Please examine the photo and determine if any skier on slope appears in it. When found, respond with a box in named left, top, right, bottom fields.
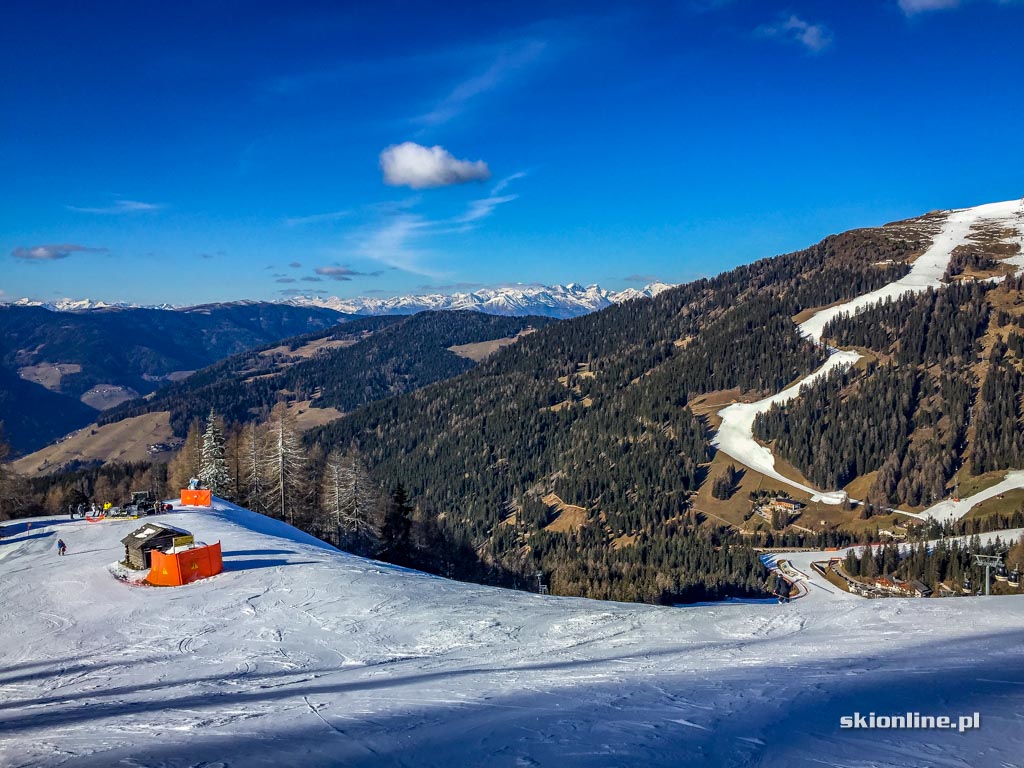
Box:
left=57, top=538, right=67, bottom=557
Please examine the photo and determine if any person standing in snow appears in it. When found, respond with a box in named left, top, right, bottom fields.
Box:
left=57, top=538, right=67, bottom=557
left=774, top=577, right=791, bottom=604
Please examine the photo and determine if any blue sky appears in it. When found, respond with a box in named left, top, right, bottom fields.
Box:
left=2, top=0, right=1023, bottom=305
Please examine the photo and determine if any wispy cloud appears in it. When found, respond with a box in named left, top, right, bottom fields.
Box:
left=452, top=194, right=518, bottom=227
left=624, top=274, right=660, bottom=283
left=278, top=287, right=328, bottom=296
left=418, top=282, right=484, bottom=292
left=353, top=213, right=437, bottom=275
left=284, top=209, right=351, bottom=226
left=380, top=142, right=491, bottom=189
left=415, top=39, right=547, bottom=128
left=275, top=277, right=296, bottom=284
left=66, top=199, right=164, bottom=214
left=491, top=171, right=528, bottom=195
left=288, top=261, right=302, bottom=268
left=756, top=15, right=833, bottom=53
left=449, top=172, right=526, bottom=229
left=898, top=0, right=1018, bottom=14
left=354, top=171, right=526, bottom=275
left=11, top=243, right=108, bottom=261
left=314, top=266, right=364, bottom=281
left=898, top=0, right=960, bottom=12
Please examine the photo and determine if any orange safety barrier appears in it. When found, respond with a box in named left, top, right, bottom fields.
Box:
left=180, top=489, right=212, bottom=507
left=147, top=542, right=223, bottom=587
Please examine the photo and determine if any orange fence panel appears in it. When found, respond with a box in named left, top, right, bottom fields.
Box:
left=147, top=542, right=223, bottom=586
left=180, top=489, right=212, bottom=507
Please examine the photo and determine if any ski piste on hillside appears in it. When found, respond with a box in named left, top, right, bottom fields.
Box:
left=712, top=198, right=1024, bottom=518
left=1, top=498, right=1023, bottom=767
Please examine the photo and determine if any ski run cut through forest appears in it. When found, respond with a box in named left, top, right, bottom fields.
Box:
left=1, top=499, right=1023, bottom=768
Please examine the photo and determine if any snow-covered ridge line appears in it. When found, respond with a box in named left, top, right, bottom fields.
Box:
left=712, top=198, right=1024, bottom=510
left=283, top=281, right=675, bottom=318
left=3, top=282, right=675, bottom=318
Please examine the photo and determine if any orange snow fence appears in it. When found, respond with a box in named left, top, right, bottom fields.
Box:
left=180, top=489, right=212, bottom=507
left=147, top=542, right=223, bottom=587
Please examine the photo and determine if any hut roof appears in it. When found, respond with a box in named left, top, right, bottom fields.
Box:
left=121, top=523, right=191, bottom=547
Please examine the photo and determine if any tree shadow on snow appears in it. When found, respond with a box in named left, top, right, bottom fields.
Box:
left=0, top=531, right=55, bottom=545
left=221, top=558, right=318, bottom=572
left=221, top=549, right=298, bottom=557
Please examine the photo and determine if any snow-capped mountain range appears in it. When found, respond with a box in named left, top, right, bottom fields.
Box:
left=5, top=297, right=178, bottom=311
left=4, top=282, right=675, bottom=319
left=285, top=282, right=675, bottom=318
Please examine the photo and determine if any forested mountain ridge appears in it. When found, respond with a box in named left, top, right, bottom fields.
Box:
left=0, top=302, right=348, bottom=454
left=306, top=214, right=947, bottom=601
left=98, top=311, right=553, bottom=438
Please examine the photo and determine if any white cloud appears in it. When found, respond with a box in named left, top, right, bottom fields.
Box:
left=66, top=199, right=163, bottom=214
left=380, top=142, right=491, bottom=189
left=757, top=15, right=833, bottom=53
left=11, top=243, right=108, bottom=261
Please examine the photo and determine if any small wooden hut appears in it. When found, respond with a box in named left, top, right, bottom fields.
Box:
left=121, top=523, right=192, bottom=570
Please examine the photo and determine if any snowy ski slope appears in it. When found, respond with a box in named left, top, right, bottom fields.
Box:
left=712, top=198, right=1024, bottom=513
left=2, top=500, right=1024, bottom=767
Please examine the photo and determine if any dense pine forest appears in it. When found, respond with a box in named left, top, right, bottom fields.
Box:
left=302, top=224, right=926, bottom=600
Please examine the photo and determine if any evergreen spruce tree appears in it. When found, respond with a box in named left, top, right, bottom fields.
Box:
left=379, top=484, right=414, bottom=566
left=0, top=426, right=26, bottom=521
left=198, top=409, right=231, bottom=499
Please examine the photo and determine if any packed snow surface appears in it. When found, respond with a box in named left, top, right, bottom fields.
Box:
left=911, top=470, right=1024, bottom=523
left=712, top=350, right=861, bottom=503
left=798, top=200, right=1023, bottom=343
left=2, top=500, right=1024, bottom=767
left=712, top=198, right=1024, bottom=505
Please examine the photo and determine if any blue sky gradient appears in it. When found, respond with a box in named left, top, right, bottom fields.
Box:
left=2, top=0, right=1023, bottom=305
